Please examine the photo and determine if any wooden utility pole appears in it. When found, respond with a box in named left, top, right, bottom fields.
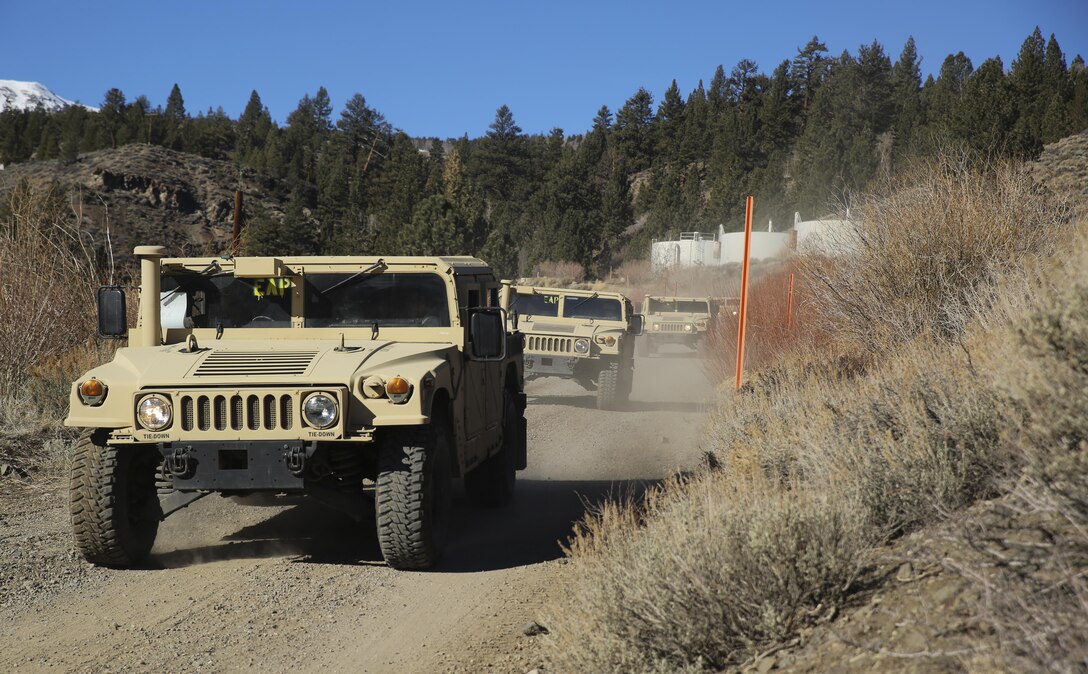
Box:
left=735, top=195, right=754, bottom=389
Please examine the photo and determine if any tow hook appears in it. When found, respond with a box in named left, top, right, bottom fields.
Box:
left=166, top=445, right=194, bottom=478
left=286, top=445, right=307, bottom=476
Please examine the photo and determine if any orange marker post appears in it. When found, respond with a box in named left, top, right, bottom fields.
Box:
left=735, top=195, right=754, bottom=389
left=786, top=272, right=795, bottom=331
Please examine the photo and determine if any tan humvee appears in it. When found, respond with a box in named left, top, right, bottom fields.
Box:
left=66, top=247, right=526, bottom=570
left=500, top=283, right=643, bottom=410
left=640, top=295, right=727, bottom=356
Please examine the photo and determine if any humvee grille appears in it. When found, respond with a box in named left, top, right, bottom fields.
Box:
left=193, top=351, right=319, bottom=377
left=179, top=392, right=294, bottom=432
left=659, top=322, right=688, bottom=332
left=527, top=336, right=573, bottom=354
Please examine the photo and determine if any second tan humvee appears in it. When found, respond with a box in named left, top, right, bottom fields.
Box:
left=500, top=283, right=643, bottom=410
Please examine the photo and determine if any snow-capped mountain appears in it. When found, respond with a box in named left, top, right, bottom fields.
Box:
left=0, top=80, right=96, bottom=113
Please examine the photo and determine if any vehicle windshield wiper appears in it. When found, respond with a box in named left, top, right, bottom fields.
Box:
left=324, top=259, right=386, bottom=294
left=565, top=292, right=599, bottom=315
left=161, top=260, right=221, bottom=304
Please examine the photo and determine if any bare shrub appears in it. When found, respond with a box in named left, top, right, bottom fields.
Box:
left=0, top=181, right=99, bottom=392
left=532, top=260, right=585, bottom=284
left=957, top=229, right=1088, bottom=672
left=545, top=475, right=872, bottom=672
left=0, top=180, right=106, bottom=475
left=801, top=151, right=1074, bottom=353
left=703, top=264, right=823, bottom=383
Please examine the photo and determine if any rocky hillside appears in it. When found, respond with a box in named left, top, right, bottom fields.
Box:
left=0, top=144, right=289, bottom=269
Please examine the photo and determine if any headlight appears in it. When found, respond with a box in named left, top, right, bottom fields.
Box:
left=79, top=378, right=108, bottom=406
left=385, top=376, right=412, bottom=404
left=574, top=338, right=590, bottom=354
left=684, top=324, right=694, bottom=332
left=652, top=323, right=661, bottom=331
left=136, top=394, right=172, bottom=431
left=303, top=392, right=339, bottom=429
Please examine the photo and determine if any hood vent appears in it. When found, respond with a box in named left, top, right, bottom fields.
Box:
left=530, top=323, right=576, bottom=333
left=193, top=351, right=319, bottom=377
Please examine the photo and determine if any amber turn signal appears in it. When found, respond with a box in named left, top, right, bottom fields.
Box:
left=385, top=376, right=412, bottom=404
left=385, top=377, right=410, bottom=396
left=78, top=378, right=107, bottom=406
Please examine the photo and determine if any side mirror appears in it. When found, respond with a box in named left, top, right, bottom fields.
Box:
left=97, top=286, right=128, bottom=339
left=629, top=314, right=645, bottom=336
left=510, top=310, right=520, bottom=331
left=470, top=309, right=506, bottom=360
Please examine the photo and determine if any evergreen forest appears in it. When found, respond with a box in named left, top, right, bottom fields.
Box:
left=1, top=28, right=1085, bottom=278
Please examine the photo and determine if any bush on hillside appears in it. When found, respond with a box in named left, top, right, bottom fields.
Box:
left=801, top=151, right=1072, bottom=353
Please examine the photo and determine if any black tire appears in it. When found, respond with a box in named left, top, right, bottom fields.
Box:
left=597, top=365, right=619, bottom=410
left=375, top=420, right=452, bottom=570
left=618, top=365, right=634, bottom=404
left=464, top=392, right=518, bottom=507
left=70, top=430, right=162, bottom=568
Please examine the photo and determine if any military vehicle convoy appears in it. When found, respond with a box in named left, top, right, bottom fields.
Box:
left=639, top=295, right=722, bottom=356
left=501, top=283, right=643, bottom=410
left=66, top=247, right=526, bottom=570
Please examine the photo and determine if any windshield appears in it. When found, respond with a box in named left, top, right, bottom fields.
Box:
left=161, top=274, right=292, bottom=329
left=509, top=292, right=559, bottom=317
left=562, top=297, right=622, bottom=321
left=304, top=273, right=450, bottom=328
left=648, top=298, right=709, bottom=314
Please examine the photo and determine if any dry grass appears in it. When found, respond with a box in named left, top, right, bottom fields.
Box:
left=800, top=151, right=1073, bottom=353
left=0, top=181, right=106, bottom=474
left=545, top=475, right=872, bottom=672
left=952, top=231, right=1088, bottom=672
left=543, top=151, right=1082, bottom=672
left=532, top=260, right=586, bottom=284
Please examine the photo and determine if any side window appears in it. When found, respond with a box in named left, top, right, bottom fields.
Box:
left=487, top=286, right=499, bottom=308
left=468, top=288, right=481, bottom=309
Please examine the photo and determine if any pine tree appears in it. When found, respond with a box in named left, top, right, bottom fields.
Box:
left=708, top=65, right=728, bottom=116
left=923, top=52, right=973, bottom=142
left=1071, top=56, right=1088, bottom=132
left=468, top=105, right=528, bottom=203
left=890, top=37, right=923, bottom=155
left=954, top=57, right=1015, bottom=152
left=791, top=36, right=830, bottom=114
left=1009, top=27, right=1048, bottom=155
left=614, top=88, right=655, bottom=171
left=164, top=84, right=187, bottom=121
left=678, top=81, right=710, bottom=164
left=101, top=88, right=126, bottom=149
left=655, top=80, right=685, bottom=162
left=1042, top=92, right=1072, bottom=143
left=855, top=41, right=895, bottom=135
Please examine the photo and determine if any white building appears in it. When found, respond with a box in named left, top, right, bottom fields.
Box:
left=649, top=213, right=853, bottom=271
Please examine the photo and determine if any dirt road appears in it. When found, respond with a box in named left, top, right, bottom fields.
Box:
left=0, top=349, right=712, bottom=673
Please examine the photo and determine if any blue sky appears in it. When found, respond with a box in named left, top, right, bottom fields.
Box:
left=3, top=0, right=1086, bottom=138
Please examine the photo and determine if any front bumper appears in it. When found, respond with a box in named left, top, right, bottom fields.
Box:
left=524, top=354, right=580, bottom=377
left=159, top=440, right=317, bottom=491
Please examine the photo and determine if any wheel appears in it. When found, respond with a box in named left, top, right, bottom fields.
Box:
left=464, top=391, right=517, bottom=507
left=376, top=419, right=452, bottom=570
left=618, top=365, right=634, bottom=404
left=70, top=430, right=162, bottom=568
left=597, top=365, right=619, bottom=410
